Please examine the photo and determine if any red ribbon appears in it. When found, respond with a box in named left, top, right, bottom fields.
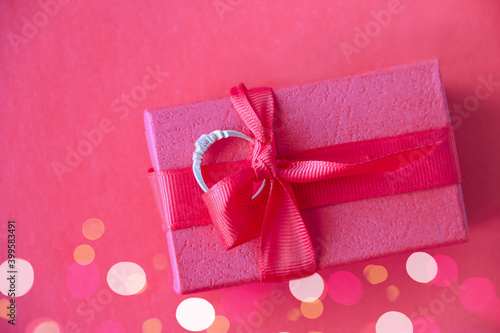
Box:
left=148, top=84, right=461, bottom=282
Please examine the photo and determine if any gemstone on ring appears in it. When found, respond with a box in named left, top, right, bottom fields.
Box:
left=192, top=130, right=266, bottom=199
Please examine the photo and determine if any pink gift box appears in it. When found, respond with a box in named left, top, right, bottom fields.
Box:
left=144, top=60, right=468, bottom=294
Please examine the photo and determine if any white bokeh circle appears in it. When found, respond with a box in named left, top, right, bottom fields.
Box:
left=0, top=258, right=35, bottom=297
left=289, top=273, right=325, bottom=302
left=406, top=252, right=438, bottom=283
left=176, top=298, right=215, bottom=331
left=376, top=311, right=413, bottom=333
left=107, top=262, right=146, bottom=296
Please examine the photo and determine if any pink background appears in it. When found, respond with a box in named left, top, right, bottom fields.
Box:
left=1, top=0, right=500, bottom=332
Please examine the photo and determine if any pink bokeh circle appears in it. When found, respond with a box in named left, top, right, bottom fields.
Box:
left=327, top=271, right=363, bottom=306
left=67, top=262, right=100, bottom=298
left=460, top=277, right=497, bottom=313
left=432, top=255, right=458, bottom=287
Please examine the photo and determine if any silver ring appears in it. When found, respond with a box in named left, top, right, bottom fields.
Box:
left=192, top=130, right=266, bottom=199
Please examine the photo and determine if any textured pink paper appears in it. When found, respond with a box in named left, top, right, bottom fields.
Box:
left=145, top=60, right=468, bottom=294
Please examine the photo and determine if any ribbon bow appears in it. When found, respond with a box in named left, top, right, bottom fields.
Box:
left=202, top=84, right=438, bottom=282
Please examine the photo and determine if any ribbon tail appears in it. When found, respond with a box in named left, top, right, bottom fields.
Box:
left=278, top=142, right=440, bottom=183
left=202, top=168, right=257, bottom=249
left=259, top=179, right=317, bottom=282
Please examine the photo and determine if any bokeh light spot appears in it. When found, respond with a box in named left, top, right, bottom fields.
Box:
left=67, top=262, right=99, bottom=298
left=300, top=299, right=324, bottom=319
left=176, top=298, right=215, bottom=331
left=0, top=298, right=13, bottom=319
left=142, top=318, right=162, bottom=333
left=460, top=277, right=497, bottom=312
left=287, top=308, right=301, bottom=321
left=207, top=315, right=230, bottom=333
left=25, top=317, right=62, bottom=333
left=412, top=317, right=440, bottom=333
left=34, top=320, right=62, bottom=333
left=125, top=273, right=147, bottom=294
left=406, top=252, right=437, bottom=283
left=73, top=244, right=95, bottom=265
left=364, top=265, right=388, bottom=284
left=431, top=255, right=458, bottom=287
left=0, top=258, right=35, bottom=297
left=153, top=253, right=168, bottom=270
left=376, top=311, right=413, bottom=333
left=94, top=320, right=126, bottom=333
left=327, top=271, right=363, bottom=306
left=289, top=273, right=325, bottom=302
left=82, top=218, right=105, bottom=240
left=107, top=262, right=147, bottom=296
left=386, top=285, right=400, bottom=302
left=137, top=281, right=148, bottom=294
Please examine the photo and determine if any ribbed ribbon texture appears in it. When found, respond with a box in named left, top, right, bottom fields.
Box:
left=148, top=83, right=461, bottom=282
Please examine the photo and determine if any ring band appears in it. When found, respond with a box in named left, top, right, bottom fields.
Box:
left=192, top=130, right=266, bottom=199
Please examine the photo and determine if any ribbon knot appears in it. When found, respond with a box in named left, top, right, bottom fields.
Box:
left=200, top=83, right=444, bottom=283
left=251, top=140, right=277, bottom=182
